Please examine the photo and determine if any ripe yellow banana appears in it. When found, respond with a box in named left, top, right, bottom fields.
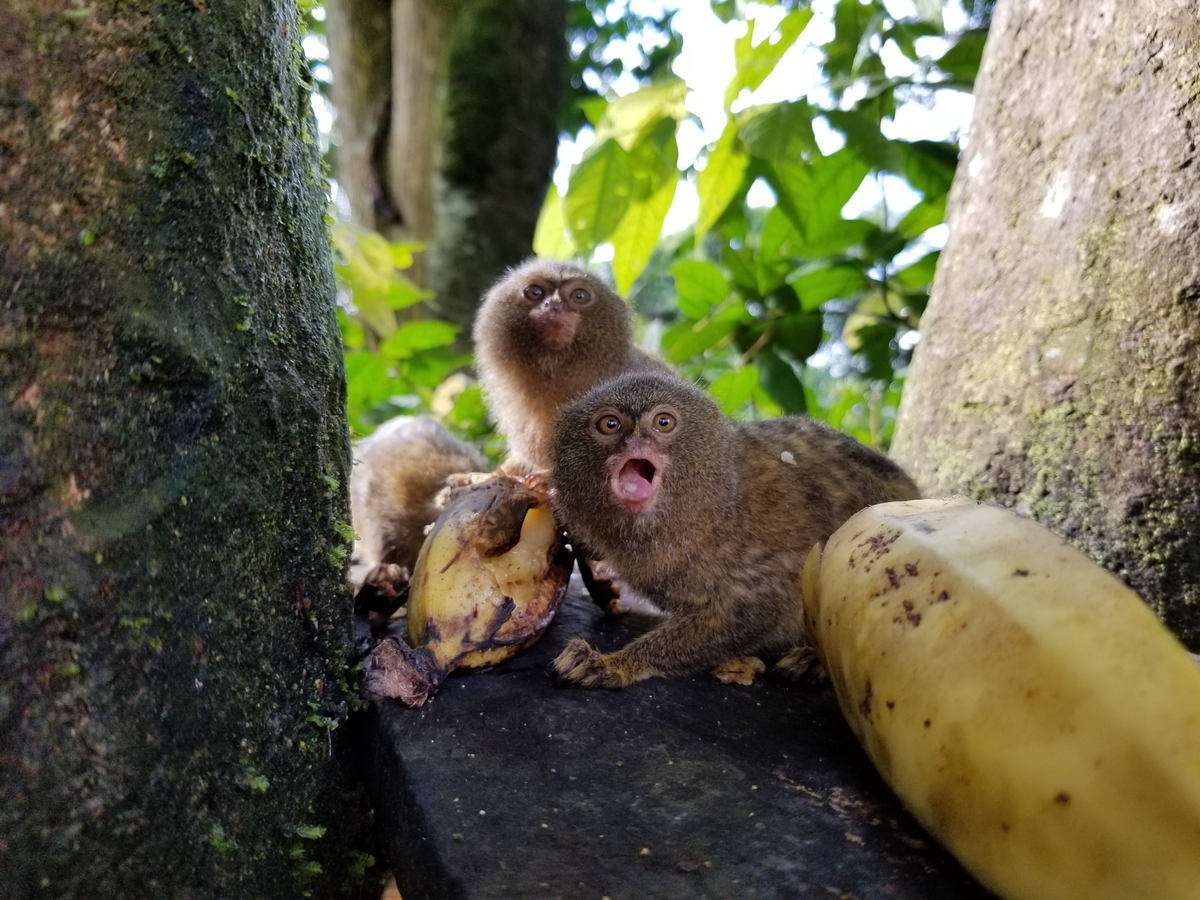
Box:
left=803, top=497, right=1200, bottom=900
left=364, top=473, right=572, bottom=706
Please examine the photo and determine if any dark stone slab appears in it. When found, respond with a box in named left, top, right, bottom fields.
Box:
left=364, top=582, right=997, bottom=900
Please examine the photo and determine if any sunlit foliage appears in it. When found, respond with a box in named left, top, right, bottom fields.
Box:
left=322, top=0, right=990, bottom=448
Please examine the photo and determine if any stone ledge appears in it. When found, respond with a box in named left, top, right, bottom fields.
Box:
left=365, top=585, right=995, bottom=900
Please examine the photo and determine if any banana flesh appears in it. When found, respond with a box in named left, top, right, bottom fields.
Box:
left=803, top=497, right=1200, bottom=900
left=364, top=473, right=572, bottom=707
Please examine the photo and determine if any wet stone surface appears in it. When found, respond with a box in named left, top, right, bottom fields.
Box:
left=364, top=583, right=996, bottom=900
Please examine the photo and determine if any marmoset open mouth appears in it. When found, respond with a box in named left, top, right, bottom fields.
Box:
left=614, top=458, right=658, bottom=505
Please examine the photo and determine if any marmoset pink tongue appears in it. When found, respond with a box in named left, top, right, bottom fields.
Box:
left=615, top=458, right=656, bottom=501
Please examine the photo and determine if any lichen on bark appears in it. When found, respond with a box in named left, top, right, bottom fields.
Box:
left=892, top=0, right=1200, bottom=648
left=1, top=2, right=374, bottom=896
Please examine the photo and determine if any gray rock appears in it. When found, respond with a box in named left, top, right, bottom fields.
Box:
left=365, top=585, right=995, bottom=900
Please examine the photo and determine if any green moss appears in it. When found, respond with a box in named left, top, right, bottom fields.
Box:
left=208, top=821, right=238, bottom=854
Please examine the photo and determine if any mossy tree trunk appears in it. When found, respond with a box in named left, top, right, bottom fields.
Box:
left=326, top=0, right=566, bottom=332
left=892, top=0, right=1200, bottom=649
left=325, top=0, right=396, bottom=234
left=0, top=2, right=373, bottom=896
left=422, top=0, right=567, bottom=330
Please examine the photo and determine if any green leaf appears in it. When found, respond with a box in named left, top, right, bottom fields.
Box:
left=383, top=277, right=428, bottom=310
left=721, top=239, right=760, bottom=296
left=803, top=219, right=877, bottom=257
left=343, top=351, right=394, bottom=408
left=766, top=150, right=870, bottom=242
left=824, top=0, right=873, bottom=82
left=402, top=348, right=473, bottom=389
left=386, top=241, right=423, bottom=270
left=895, top=140, right=959, bottom=197
left=936, top=29, right=989, bottom=82
left=710, top=0, right=736, bottom=23
left=578, top=96, right=608, bottom=127
left=445, top=384, right=494, bottom=443
left=611, top=124, right=678, bottom=293
left=726, top=9, right=814, bottom=111
left=611, top=177, right=676, bottom=295
left=294, top=825, right=327, bottom=840
left=337, top=307, right=364, bottom=350
left=763, top=282, right=802, bottom=315
left=790, top=262, right=870, bottom=311
left=897, top=194, right=947, bottom=238
left=533, top=186, right=576, bottom=259
left=825, top=384, right=865, bottom=434
left=846, top=319, right=897, bottom=380
left=755, top=347, right=807, bottom=414
left=862, top=227, right=909, bottom=265
left=823, top=110, right=900, bottom=173
left=755, top=208, right=802, bottom=296
left=810, top=149, right=871, bottom=227
left=626, top=117, right=679, bottom=200
left=754, top=261, right=790, bottom=302
left=737, top=100, right=817, bottom=164
left=708, top=366, right=760, bottom=415
left=663, top=318, right=736, bottom=364
left=565, top=138, right=636, bottom=253
left=765, top=160, right=814, bottom=236
left=757, top=205, right=802, bottom=262
left=596, top=78, right=688, bottom=150
left=332, top=223, right=432, bottom=339
left=671, top=260, right=730, bottom=319
left=336, top=225, right=402, bottom=275
left=662, top=304, right=750, bottom=363
left=774, top=313, right=823, bottom=361
left=751, top=381, right=784, bottom=417
left=696, top=120, right=750, bottom=240
left=378, top=320, right=460, bottom=360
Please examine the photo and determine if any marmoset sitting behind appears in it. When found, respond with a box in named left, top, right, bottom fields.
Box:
left=350, top=415, right=487, bottom=599
left=548, top=372, right=921, bottom=688
left=473, top=258, right=669, bottom=475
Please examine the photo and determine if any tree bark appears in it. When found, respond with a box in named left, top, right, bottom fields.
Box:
left=892, top=0, right=1200, bottom=648
left=326, top=0, right=397, bottom=233
left=326, top=0, right=565, bottom=333
left=424, top=0, right=567, bottom=331
left=0, top=2, right=372, bottom=896
left=387, top=0, right=459, bottom=268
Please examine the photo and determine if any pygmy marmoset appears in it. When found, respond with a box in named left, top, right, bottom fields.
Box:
left=350, top=415, right=487, bottom=595
left=473, top=258, right=669, bottom=474
left=548, top=372, right=921, bottom=688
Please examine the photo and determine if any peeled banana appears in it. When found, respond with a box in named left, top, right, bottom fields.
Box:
left=803, top=497, right=1200, bottom=900
left=364, top=473, right=572, bottom=707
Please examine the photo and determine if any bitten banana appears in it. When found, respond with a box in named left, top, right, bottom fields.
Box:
left=364, top=473, right=572, bottom=707
left=803, top=497, right=1200, bottom=900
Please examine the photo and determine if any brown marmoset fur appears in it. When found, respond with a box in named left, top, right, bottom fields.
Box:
left=350, top=415, right=487, bottom=593
left=548, top=372, right=920, bottom=688
left=473, top=258, right=669, bottom=474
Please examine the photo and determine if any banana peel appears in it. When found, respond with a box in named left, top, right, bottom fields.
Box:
left=803, top=497, right=1200, bottom=900
left=364, top=473, right=572, bottom=707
